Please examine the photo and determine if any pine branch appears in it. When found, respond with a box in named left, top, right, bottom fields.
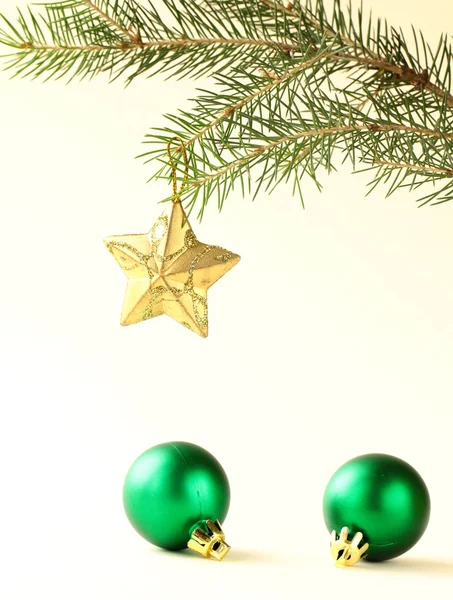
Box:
left=191, top=122, right=453, bottom=187
left=145, top=75, right=453, bottom=210
left=1, top=0, right=453, bottom=210
left=265, top=0, right=453, bottom=106
left=179, top=49, right=333, bottom=150
left=166, top=119, right=453, bottom=213
left=0, top=0, right=301, bottom=81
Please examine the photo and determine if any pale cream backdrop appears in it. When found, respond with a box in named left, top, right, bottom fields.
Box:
left=0, top=0, right=452, bottom=598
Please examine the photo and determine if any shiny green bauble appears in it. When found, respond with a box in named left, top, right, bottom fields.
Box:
left=323, top=453, right=430, bottom=562
left=123, top=441, right=230, bottom=550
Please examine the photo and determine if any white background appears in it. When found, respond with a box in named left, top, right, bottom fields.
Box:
left=0, top=0, right=452, bottom=598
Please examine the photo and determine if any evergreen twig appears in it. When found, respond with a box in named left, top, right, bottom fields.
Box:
left=1, top=0, right=453, bottom=211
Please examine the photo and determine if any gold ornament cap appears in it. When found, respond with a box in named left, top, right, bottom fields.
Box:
left=330, top=527, right=369, bottom=567
left=187, top=519, right=231, bottom=561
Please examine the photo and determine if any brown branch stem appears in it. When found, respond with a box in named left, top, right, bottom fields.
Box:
left=82, top=0, right=135, bottom=41
left=337, top=53, right=453, bottom=107
left=19, top=37, right=298, bottom=53
left=374, top=159, right=453, bottom=176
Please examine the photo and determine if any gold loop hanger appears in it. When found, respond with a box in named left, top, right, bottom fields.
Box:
left=167, top=137, right=189, bottom=203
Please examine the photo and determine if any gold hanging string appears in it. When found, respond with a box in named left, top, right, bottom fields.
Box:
left=167, top=137, right=189, bottom=203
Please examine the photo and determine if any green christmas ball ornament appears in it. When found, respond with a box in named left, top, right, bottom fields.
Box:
left=323, top=453, right=430, bottom=567
left=123, top=441, right=231, bottom=560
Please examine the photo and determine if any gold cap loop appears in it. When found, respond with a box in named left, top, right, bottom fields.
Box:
left=187, top=519, right=231, bottom=561
left=330, top=526, right=369, bottom=567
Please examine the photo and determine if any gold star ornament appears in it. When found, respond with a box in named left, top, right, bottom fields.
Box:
left=104, top=200, right=240, bottom=337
